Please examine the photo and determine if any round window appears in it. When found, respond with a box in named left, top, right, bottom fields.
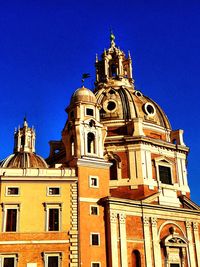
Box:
left=107, top=101, right=116, bottom=111
left=135, top=90, right=143, bottom=97
left=144, top=102, right=156, bottom=116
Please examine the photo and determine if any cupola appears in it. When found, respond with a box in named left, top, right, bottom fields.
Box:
left=0, top=118, right=48, bottom=168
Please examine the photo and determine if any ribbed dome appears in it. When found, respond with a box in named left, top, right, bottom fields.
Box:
left=70, top=86, right=97, bottom=105
left=0, top=152, right=48, bottom=168
left=95, top=87, right=171, bottom=129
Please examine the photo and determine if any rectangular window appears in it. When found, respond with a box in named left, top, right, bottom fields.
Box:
left=48, top=187, right=60, bottom=196
left=6, top=187, right=19, bottom=196
left=90, top=206, right=99, bottom=215
left=48, top=208, right=59, bottom=231
left=91, top=263, right=101, bottom=267
left=170, top=264, right=180, bottom=267
left=44, top=203, right=62, bottom=232
left=48, top=256, right=58, bottom=267
left=3, top=257, right=15, bottom=267
left=44, top=253, right=61, bottom=267
left=86, top=108, right=94, bottom=116
left=159, top=165, right=172, bottom=185
left=6, top=209, right=17, bottom=232
left=0, top=255, right=17, bottom=267
left=91, top=233, right=100, bottom=246
left=89, top=176, right=99, bottom=188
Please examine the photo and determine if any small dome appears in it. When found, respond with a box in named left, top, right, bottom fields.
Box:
left=0, top=152, right=48, bottom=168
left=70, top=86, right=97, bottom=105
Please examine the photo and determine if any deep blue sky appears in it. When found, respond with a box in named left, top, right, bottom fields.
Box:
left=0, top=1, right=200, bottom=203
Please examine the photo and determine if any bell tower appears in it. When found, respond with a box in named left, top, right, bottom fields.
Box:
left=62, top=86, right=110, bottom=266
left=62, top=86, right=107, bottom=164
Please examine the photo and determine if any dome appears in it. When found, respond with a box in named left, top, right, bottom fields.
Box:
left=70, top=86, right=97, bottom=105
left=0, top=152, right=48, bottom=168
left=95, top=87, right=171, bottom=129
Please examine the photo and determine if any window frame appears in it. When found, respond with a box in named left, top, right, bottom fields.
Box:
left=6, top=187, right=20, bottom=196
left=90, top=233, right=100, bottom=246
left=155, top=157, right=174, bottom=186
left=44, top=203, right=62, bottom=232
left=90, top=205, right=99, bottom=216
left=89, top=176, right=99, bottom=188
left=44, top=252, right=62, bottom=267
left=85, top=107, right=94, bottom=117
left=2, top=204, right=20, bottom=232
left=158, top=165, right=172, bottom=185
left=0, top=254, right=18, bottom=267
left=47, top=187, right=61, bottom=196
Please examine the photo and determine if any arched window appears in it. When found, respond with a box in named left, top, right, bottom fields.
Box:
left=110, top=63, right=117, bottom=77
left=132, top=250, right=141, bottom=267
left=110, top=159, right=118, bottom=180
left=87, top=132, right=95, bottom=154
left=70, top=137, right=75, bottom=156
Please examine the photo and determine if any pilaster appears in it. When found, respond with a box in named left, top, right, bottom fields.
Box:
left=193, top=222, right=200, bottom=267
left=186, top=220, right=196, bottom=267
left=110, top=212, right=118, bottom=267
left=119, top=213, right=128, bottom=267
left=143, top=216, right=153, bottom=267
left=151, top=217, right=162, bottom=267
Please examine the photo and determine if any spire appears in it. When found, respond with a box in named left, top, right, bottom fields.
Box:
left=14, top=118, right=36, bottom=153
left=110, top=29, right=116, bottom=47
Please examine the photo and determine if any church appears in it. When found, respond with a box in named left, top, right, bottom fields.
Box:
left=0, top=33, right=199, bottom=267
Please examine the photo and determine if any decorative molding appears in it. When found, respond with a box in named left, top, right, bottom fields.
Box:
left=110, top=212, right=117, bottom=223
left=193, top=221, right=198, bottom=231
left=151, top=217, right=157, bottom=227
left=143, top=216, right=149, bottom=226
left=119, top=213, right=126, bottom=224
left=186, top=220, right=191, bottom=229
left=69, top=182, right=78, bottom=267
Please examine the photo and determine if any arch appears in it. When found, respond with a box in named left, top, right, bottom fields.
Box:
left=110, top=159, right=118, bottom=180
left=107, top=153, right=122, bottom=180
left=158, top=221, right=186, bottom=238
left=87, top=132, right=95, bottom=154
left=132, top=250, right=141, bottom=267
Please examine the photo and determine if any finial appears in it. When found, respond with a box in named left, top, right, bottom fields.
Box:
left=96, top=53, right=98, bottom=63
left=23, top=116, right=28, bottom=127
left=128, top=50, right=131, bottom=59
left=110, top=28, right=116, bottom=47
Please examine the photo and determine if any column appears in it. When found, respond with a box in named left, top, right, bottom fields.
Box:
left=119, top=213, right=128, bottom=267
left=143, top=216, right=153, bottom=267
left=110, top=212, right=119, bottom=267
left=193, top=222, right=200, bottom=267
left=186, top=221, right=196, bottom=267
left=151, top=217, right=162, bottom=267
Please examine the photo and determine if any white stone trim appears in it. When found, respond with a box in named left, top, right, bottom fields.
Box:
left=89, top=175, right=99, bottom=188
left=110, top=212, right=118, bottom=267
left=5, top=186, right=20, bottom=196
left=119, top=213, right=128, bottom=267
left=79, top=197, right=99, bottom=203
left=143, top=216, right=153, bottom=267
left=186, top=221, right=196, bottom=267
left=151, top=217, right=162, bottom=267
left=0, top=240, right=69, bottom=245
left=193, top=222, right=200, bottom=267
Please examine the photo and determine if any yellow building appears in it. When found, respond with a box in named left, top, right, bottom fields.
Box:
left=0, top=119, right=78, bottom=266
